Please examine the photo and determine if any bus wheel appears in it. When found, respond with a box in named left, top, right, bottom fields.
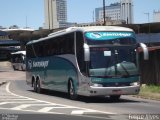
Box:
left=109, top=95, right=121, bottom=101
left=33, top=80, right=37, bottom=92
left=68, top=80, right=77, bottom=100
left=36, top=80, right=41, bottom=93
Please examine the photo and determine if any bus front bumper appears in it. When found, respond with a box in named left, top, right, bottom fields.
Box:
left=87, top=85, right=140, bottom=96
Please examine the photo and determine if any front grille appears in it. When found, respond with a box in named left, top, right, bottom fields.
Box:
left=102, top=82, right=131, bottom=87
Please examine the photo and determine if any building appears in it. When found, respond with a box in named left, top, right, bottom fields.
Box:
left=153, top=10, right=160, bottom=22
left=44, top=0, right=67, bottom=29
left=121, top=0, right=133, bottom=24
left=95, top=2, right=121, bottom=22
left=95, top=0, right=133, bottom=24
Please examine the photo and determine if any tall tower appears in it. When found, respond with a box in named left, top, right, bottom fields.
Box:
left=44, top=0, right=67, bottom=29
left=120, top=0, right=133, bottom=24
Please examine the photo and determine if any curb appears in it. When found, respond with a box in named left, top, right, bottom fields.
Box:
left=0, top=81, right=7, bottom=86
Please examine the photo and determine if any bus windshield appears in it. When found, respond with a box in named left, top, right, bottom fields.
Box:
left=89, top=46, right=138, bottom=77
left=85, top=31, right=138, bottom=77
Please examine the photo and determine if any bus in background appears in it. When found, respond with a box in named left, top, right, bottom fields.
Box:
left=26, top=26, right=148, bottom=100
left=11, top=51, right=26, bottom=71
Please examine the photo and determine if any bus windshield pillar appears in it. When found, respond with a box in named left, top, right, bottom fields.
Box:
left=83, top=43, right=90, bottom=62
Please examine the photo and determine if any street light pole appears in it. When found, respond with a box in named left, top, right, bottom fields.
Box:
left=103, top=0, right=106, bottom=26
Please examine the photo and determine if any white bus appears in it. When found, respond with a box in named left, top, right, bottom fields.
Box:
left=26, top=26, right=148, bottom=100
left=11, top=51, right=26, bottom=71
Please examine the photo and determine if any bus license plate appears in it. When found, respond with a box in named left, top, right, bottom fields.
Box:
left=112, top=90, right=123, bottom=94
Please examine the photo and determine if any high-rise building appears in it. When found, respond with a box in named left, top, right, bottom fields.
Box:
left=95, top=3, right=121, bottom=22
left=120, top=0, right=133, bottom=24
left=153, top=10, right=160, bottom=22
left=44, top=0, right=67, bottom=29
left=95, top=0, right=133, bottom=24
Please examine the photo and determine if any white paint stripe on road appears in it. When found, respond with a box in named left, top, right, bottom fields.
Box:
left=0, top=102, right=8, bottom=105
left=12, top=104, right=31, bottom=110
left=38, top=107, right=55, bottom=112
left=0, top=101, right=43, bottom=105
left=38, top=106, right=76, bottom=113
left=0, top=107, right=63, bottom=115
left=12, top=103, right=58, bottom=110
left=71, top=109, right=97, bottom=115
left=6, top=82, right=116, bottom=115
left=0, top=99, right=34, bottom=101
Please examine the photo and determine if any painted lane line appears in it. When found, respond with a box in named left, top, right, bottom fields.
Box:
left=38, top=107, right=56, bottom=112
left=0, top=102, right=8, bottom=105
left=0, top=107, right=63, bottom=115
left=71, top=109, right=97, bottom=115
left=6, top=82, right=116, bottom=115
left=0, top=99, right=35, bottom=101
left=38, top=106, right=76, bottom=113
left=0, top=101, right=44, bottom=105
left=12, top=104, right=58, bottom=110
left=12, top=104, right=31, bottom=110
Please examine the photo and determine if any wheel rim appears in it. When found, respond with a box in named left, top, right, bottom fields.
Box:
left=70, top=81, right=74, bottom=96
left=37, top=80, right=41, bottom=93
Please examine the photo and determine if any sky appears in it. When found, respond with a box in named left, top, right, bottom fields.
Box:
left=0, top=0, right=160, bottom=30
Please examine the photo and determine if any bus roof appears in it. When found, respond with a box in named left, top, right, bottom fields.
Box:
left=27, top=26, right=134, bottom=45
left=11, top=51, right=26, bottom=55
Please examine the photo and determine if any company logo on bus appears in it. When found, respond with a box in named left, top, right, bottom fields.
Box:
left=28, top=60, right=32, bottom=69
left=85, top=32, right=134, bottom=40
left=27, top=60, right=49, bottom=69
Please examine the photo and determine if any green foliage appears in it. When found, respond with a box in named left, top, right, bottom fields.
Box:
left=141, top=84, right=160, bottom=93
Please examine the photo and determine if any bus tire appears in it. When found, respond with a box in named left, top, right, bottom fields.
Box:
left=13, top=66, right=16, bottom=70
left=68, top=80, right=77, bottom=100
left=33, top=80, right=37, bottom=92
left=36, top=79, right=42, bottom=93
left=110, top=95, right=121, bottom=101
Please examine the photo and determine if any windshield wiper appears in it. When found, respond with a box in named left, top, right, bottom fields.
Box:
left=119, top=62, right=130, bottom=76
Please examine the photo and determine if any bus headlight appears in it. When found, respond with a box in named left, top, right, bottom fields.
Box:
left=92, top=83, right=103, bottom=87
left=130, top=81, right=140, bottom=86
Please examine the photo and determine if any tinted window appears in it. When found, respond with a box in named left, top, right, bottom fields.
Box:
left=31, top=33, right=75, bottom=57
left=26, top=44, right=35, bottom=58
left=76, top=31, right=85, bottom=74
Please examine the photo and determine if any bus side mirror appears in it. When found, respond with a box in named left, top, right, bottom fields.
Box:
left=83, top=43, right=90, bottom=62
left=139, top=43, right=149, bottom=60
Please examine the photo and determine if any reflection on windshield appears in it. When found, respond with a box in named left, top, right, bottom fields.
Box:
left=89, top=46, right=138, bottom=77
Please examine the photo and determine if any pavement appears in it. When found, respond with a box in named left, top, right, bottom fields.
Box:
left=0, top=71, right=26, bottom=86
left=0, top=61, right=25, bottom=87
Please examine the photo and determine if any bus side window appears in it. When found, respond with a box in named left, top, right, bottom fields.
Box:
left=76, top=32, right=85, bottom=74
left=26, top=45, right=35, bottom=58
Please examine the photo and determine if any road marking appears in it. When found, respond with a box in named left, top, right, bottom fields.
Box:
left=0, top=102, right=8, bottom=105
left=38, top=107, right=57, bottom=112
left=5, top=82, right=116, bottom=115
left=0, top=101, right=42, bottom=105
left=12, top=104, right=31, bottom=110
left=38, top=106, right=76, bottom=113
left=71, top=109, right=97, bottom=115
left=0, top=98, right=34, bottom=101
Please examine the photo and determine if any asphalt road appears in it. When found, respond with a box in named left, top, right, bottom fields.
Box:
left=0, top=71, right=160, bottom=120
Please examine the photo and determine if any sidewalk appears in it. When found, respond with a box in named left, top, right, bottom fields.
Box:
left=0, top=71, right=26, bottom=86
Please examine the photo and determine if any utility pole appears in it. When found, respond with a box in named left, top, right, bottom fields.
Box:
left=144, top=12, right=150, bottom=23
left=103, top=0, right=106, bottom=26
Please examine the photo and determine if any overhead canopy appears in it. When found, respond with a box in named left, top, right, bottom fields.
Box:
left=0, top=30, right=8, bottom=36
left=0, top=40, right=20, bottom=46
